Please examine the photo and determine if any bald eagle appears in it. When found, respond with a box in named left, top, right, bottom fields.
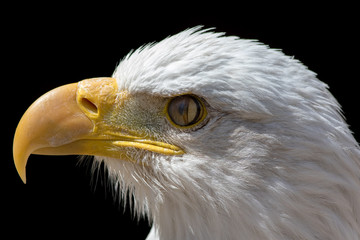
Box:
left=13, top=27, right=360, bottom=240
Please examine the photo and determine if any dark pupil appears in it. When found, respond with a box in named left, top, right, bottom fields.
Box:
left=178, top=100, right=187, bottom=115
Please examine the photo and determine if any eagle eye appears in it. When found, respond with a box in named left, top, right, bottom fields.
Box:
left=166, top=95, right=206, bottom=128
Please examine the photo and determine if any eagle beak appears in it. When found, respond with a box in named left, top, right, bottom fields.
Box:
left=13, top=77, right=183, bottom=183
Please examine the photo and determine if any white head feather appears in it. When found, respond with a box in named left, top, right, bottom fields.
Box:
left=93, top=27, right=360, bottom=240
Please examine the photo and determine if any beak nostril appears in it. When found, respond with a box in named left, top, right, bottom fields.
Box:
left=80, top=97, right=98, bottom=115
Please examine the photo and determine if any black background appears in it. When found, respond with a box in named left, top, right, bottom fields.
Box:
left=3, top=4, right=358, bottom=239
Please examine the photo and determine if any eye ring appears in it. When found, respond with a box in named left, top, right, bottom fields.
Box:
left=165, top=94, right=207, bottom=129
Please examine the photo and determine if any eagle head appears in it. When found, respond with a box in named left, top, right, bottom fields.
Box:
left=13, top=27, right=360, bottom=240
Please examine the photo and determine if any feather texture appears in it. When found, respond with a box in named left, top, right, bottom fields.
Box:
left=92, top=27, right=360, bottom=240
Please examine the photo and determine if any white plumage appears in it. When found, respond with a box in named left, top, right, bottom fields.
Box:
left=15, top=27, right=360, bottom=240
left=96, top=27, right=360, bottom=239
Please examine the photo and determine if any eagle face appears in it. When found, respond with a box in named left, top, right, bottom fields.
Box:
left=13, top=27, right=360, bottom=240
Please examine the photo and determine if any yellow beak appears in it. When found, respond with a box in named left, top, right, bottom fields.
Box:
left=13, top=77, right=183, bottom=183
